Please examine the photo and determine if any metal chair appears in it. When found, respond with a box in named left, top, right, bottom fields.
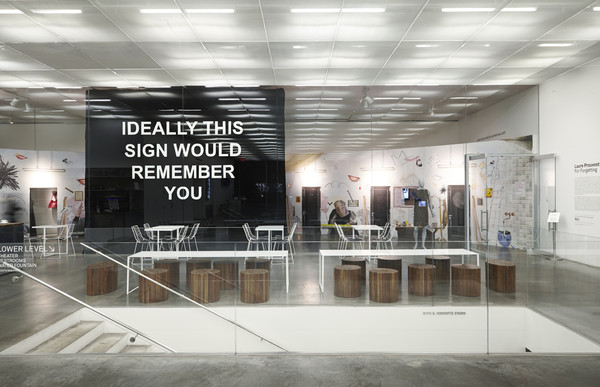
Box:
left=58, top=223, right=76, bottom=256
left=273, top=222, right=298, bottom=263
left=242, top=223, right=267, bottom=251
left=375, top=222, right=394, bottom=249
left=132, top=225, right=152, bottom=254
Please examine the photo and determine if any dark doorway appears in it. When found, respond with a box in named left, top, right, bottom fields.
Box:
left=301, top=187, right=321, bottom=239
left=370, top=186, right=390, bottom=226
left=447, top=185, right=466, bottom=243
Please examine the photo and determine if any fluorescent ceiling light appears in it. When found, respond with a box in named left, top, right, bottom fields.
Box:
left=501, top=7, right=537, bottom=12
left=450, top=96, right=478, bottom=100
left=86, top=99, right=111, bottom=102
left=219, top=97, right=239, bottom=101
left=242, top=98, right=266, bottom=101
left=538, top=43, right=574, bottom=47
left=342, top=8, right=386, bottom=13
left=291, top=8, right=385, bottom=13
left=403, top=97, right=421, bottom=100
left=185, top=9, right=234, bottom=14
left=374, top=97, right=399, bottom=100
left=62, top=99, right=77, bottom=102
left=441, top=8, right=495, bottom=13
left=295, top=97, right=343, bottom=101
left=140, top=9, right=181, bottom=14
left=32, top=9, right=82, bottom=14
left=391, top=108, right=407, bottom=111
left=0, top=9, right=23, bottom=14
left=293, top=45, right=306, bottom=49
left=415, top=44, right=438, bottom=48
left=594, top=7, right=600, bottom=12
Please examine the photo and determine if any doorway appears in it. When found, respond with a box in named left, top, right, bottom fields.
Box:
left=370, top=186, right=390, bottom=226
left=29, top=187, right=57, bottom=236
left=447, top=184, right=466, bottom=244
left=301, top=187, right=321, bottom=239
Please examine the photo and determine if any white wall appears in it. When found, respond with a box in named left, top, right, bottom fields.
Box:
left=540, top=63, right=600, bottom=266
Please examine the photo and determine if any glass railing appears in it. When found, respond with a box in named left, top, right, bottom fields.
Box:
left=1, top=226, right=598, bottom=354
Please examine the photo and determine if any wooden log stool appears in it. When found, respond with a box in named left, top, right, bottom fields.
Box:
left=408, top=263, right=435, bottom=296
left=153, top=259, right=180, bottom=289
left=425, top=255, right=450, bottom=282
left=139, top=268, right=169, bottom=303
left=190, top=269, right=220, bottom=304
left=186, top=258, right=212, bottom=289
left=86, top=261, right=118, bottom=296
left=240, top=269, right=269, bottom=303
left=245, top=257, right=271, bottom=278
left=341, top=257, right=367, bottom=284
left=369, top=268, right=399, bottom=303
left=487, top=259, right=516, bottom=293
left=451, top=264, right=481, bottom=297
left=377, top=256, right=402, bottom=281
left=333, top=265, right=361, bottom=298
left=213, top=260, right=239, bottom=290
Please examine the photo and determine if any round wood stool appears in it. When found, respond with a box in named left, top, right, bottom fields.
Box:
left=425, top=255, right=450, bottom=282
left=341, top=257, right=367, bottom=284
left=186, top=258, right=212, bottom=289
left=245, top=257, right=271, bottom=278
left=190, top=269, right=220, bottom=303
left=377, top=256, right=402, bottom=281
left=487, top=259, right=516, bottom=293
left=213, top=260, right=239, bottom=290
left=154, top=259, right=180, bottom=289
left=369, top=268, right=399, bottom=303
left=451, top=264, right=481, bottom=297
left=139, top=268, right=169, bottom=303
left=334, top=265, right=361, bottom=298
left=240, top=269, right=269, bottom=303
left=86, top=261, right=118, bottom=296
left=408, top=263, right=435, bottom=296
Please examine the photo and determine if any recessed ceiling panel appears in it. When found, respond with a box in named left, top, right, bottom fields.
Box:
left=6, top=43, right=104, bottom=69
left=331, top=41, right=397, bottom=68
left=204, top=43, right=272, bottom=69
left=386, top=41, right=464, bottom=69
left=270, top=42, right=332, bottom=69
left=440, top=42, right=527, bottom=69
left=499, top=41, right=597, bottom=68
left=138, top=42, right=214, bottom=69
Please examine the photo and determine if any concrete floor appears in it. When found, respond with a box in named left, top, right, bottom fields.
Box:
left=1, top=236, right=599, bottom=384
left=0, top=354, right=599, bottom=386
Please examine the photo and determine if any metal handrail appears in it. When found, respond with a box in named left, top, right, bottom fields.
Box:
left=81, top=242, right=288, bottom=353
left=0, top=260, right=176, bottom=353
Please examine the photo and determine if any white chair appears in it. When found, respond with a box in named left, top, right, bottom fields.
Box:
left=242, top=223, right=267, bottom=251
left=273, top=222, right=298, bottom=263
left=164, top=226, right=189, bottom=251
left=58, top=223, right=76, bottom=256
left=184, top=223, right=200, bottom=250
left=335, top=224, right=363, bottom=251
left=132, top=225, right=152, bottom=254
left=375, top=222, right=394, bottom=249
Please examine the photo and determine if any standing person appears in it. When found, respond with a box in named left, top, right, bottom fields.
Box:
left=413, top=178, right=434, bottom=249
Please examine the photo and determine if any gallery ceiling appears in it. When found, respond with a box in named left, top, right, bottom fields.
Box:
left=0, top=0, right=599, bottom=155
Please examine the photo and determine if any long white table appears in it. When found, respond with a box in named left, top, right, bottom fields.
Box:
left=351, top=225, right=383, bottom=250
left=255, top=225, right=284, bottom=250
left=32, top=225, right=68, bottom=257
left=145, top=225, right=185, bottom=250
left=126, top=249, right=289, bottom=295
left=318, top=248, right=480, bottom=292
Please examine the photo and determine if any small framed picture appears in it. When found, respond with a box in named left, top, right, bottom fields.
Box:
left=347, top=200, right=359, bottom=207
left=75, top=191, right=84, bottom=201
left=295, top=196, right=301, bottom=203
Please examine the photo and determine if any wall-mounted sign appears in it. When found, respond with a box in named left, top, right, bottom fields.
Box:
left=485, top=188, right=493, bottom=198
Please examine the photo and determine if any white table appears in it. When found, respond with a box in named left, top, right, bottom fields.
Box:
left=351, top=225, right=383, bottom=249
left=255, top=225, right=284, bottom=250
left=32, top=225, right=68, bottom=257
left=146, top=225, right=184, bottom=250
left=126, top=249, right=289, bottom=294
left=318, top=248, right=480, bottom=292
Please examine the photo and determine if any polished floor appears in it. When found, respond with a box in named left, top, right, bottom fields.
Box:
left=1, top=235, right=599, bottom=385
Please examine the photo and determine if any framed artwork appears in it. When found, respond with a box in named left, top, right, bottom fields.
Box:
left=75, top=191, right=84, bottom=201
left=347, top=200, right=359, bottom=207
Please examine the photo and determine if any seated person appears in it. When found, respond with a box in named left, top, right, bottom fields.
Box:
left=328, top=200, right=357, bottom=234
